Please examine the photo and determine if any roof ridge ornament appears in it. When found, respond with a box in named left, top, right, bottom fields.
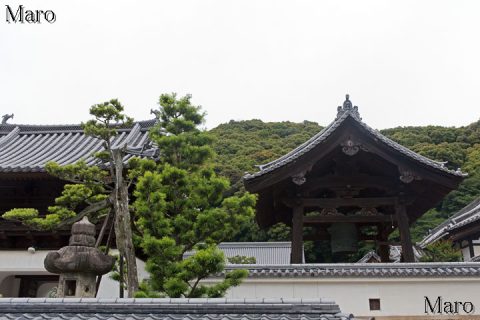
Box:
left=1, top=113, right=14, bottom=124
left=336, top=94, right=361, bottom=120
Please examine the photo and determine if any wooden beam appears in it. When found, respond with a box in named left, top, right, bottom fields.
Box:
left=303, top=214, right=395, bottom=224
left=356, top=133, right=462, bottom=189
left=304, top=234, right=378, bottom=241
left=377, top=227, right=391, bottom=262
left=286, top=196, right=400, bottom=208
left=395, top=201, right=415, bottom=262
left=291, top=205, right=304, bottom=263
left=301, top=175, right=396, bottom=192
left=469, top=238, right=475, bottom=259
left=245, top=130, right=347, bottom=193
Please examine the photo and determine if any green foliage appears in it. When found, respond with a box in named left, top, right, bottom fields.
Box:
left=82, top=99, right=133, bottom=141
left=133, top=93, right=254, bottom=297
left=420, top=240, right=462, bottom=262
left=2, top=208, right=39, bottom=223
left=2, top=161, right=109, bottom=230
left=382, top=121, right=480, bottom=242
left=228, top=255, right=257, bottom=264
left=210, top=120, right=322, bottom=191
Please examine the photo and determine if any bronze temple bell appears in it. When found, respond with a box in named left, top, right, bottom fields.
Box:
left=328, top=222, right=359, bottom=254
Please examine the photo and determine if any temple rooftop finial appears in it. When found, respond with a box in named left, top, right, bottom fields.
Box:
left=343, top=94, right=352, bottom=109
left=337, top=94, right=361, bottom=120
left=1, top=113, right=14, bottom=124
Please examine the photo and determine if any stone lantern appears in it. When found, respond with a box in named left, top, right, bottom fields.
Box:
left=44, top=216, right=115, bottom=298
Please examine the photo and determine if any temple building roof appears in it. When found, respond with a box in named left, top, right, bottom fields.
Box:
left=0, top=120, right=156, bottom=173
left=244, top=95, right=465, bottom=183
left=420, top=196, right=480, bottom=247
left=0, top=298, right=353, bottom=320
left=243, top=95, right=466, bottom=229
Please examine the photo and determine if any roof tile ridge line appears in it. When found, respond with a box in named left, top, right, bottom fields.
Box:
left=14, top=123, right=83, bottom=128
left=448, top=214, right=480, bottom=231
left=10, top=120, right=153, bottom=133
left=0, top=126, right=20, bottom=149
left=251, top=112, right=348, bottom=172
left=449, top=199, right=480, bottom=222
left=446, top=206, right=480, bottom=229
left=420, top=197, right=480, bottom=245
left=17, top=128, right=85, bottom=134
left=225, top=261, right=480, bottom=268
left=357, top=118, right=464, bottom=176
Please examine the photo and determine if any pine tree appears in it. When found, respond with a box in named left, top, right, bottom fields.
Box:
left=133, top=93, right=255, bottom=297
left=3, top=99, right=140, bottom=296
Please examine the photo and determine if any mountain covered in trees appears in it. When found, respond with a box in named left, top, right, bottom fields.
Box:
left=210, top=118, right=480, bottom=260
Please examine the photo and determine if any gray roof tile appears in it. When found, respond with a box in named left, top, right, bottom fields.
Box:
left=0, top=298, right=353, bottom=320
left=221, top=262, right=480, bottom=278
left=420, top=197, right=480, bottom=246
left=244, top=106, right=465, bottom=181
left=0, top=120, right=156, bottom=173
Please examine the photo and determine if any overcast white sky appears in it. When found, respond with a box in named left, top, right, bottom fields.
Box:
left=1, top=0, right=479, bottom=129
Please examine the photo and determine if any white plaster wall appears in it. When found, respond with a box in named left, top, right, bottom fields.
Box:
left=473, top=239, right=480, bottom=258
left=202, top=277, right=480, bottom=318
left=0, top=250, right=49, bottom=273
left=97, top=257, right=149, bottom=297
left=461, top=238, right=480, bottom=261
left=462, top=247, right=471, bottom=260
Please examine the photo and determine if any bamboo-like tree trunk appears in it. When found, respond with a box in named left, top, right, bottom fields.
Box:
left=112, top=148, right=139, bottom=297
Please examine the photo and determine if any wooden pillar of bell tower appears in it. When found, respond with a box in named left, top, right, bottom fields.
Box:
left=395, top=200, right=415, bottom=262
left=291, top=205, right=304, bottom=263
left=378, top=226, right=391, bottom=262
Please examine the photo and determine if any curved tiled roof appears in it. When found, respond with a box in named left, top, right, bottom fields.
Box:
left=184, top=242, right=303, bottom=264
left=0, top=120, right=156, bottom=173
left=420, top=197, right=480, bottom=247
left=244, top=97, right=465, bottom=181
left=0, top=298, right=353, bottom=320
left=223, top=262, right=480, bottom=278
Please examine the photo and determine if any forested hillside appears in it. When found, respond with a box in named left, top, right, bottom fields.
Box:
left=209, top=118, right=480, bottom=260
left=210, top=119, right=322, bottom=192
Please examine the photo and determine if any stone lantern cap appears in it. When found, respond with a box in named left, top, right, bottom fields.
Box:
left=44, top=217, right=115, bottom=275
